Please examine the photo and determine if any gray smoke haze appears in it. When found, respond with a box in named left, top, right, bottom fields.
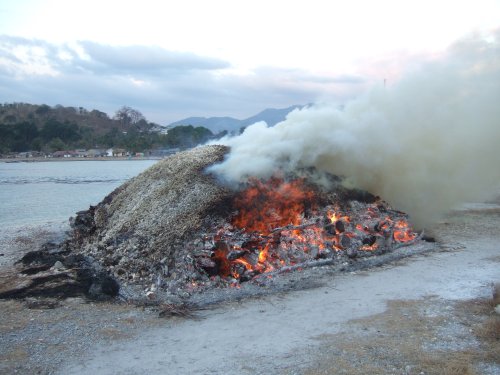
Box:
left=209, top=31, right=500, bottom=227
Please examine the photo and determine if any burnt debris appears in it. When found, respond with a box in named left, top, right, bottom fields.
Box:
left=0, top=242, right=119, bottom=300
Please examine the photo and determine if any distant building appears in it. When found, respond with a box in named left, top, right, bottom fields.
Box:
left=86, top=149, right=107, bottom=157
left=16, top=151, right=45, bottom=158
left=52, top=150, right=76, bottom=158
left=16, top=151, right=33, bottom=158
left=106, top=148, right=127, bottom=157
left=75, top=149, right=87, bottom=157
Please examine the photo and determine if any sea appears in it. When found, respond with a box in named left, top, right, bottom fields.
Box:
left=0, top=160, right=157, bottom=266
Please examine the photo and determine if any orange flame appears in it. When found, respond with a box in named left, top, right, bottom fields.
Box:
left=211, top=177, right=418, bottom=282
left=393, top=220, right=417, bottom=242
left=232, top=177, right=315, bottom=233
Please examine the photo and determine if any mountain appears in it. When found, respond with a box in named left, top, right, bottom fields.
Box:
left=167, top=105, right=304, bottom=134
left=167, top=116, right=239, bottom=134
left=240, top=105, right=303, bottom=127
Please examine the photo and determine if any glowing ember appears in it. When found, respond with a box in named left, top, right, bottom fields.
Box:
left=206, top=177, right=419, bottom=282
left=231, top=177, right=315, bottom=233
left=393, top=220, right=417, bottom=242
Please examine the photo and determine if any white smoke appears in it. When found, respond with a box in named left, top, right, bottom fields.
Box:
left=209, top=31, right=500, bottom=227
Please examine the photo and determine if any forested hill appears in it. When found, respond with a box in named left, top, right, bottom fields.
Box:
left=0, top=103, right=215, bottom=154
left=0, top=103, right=155, bottom=133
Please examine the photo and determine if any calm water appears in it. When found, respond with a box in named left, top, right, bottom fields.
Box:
left=0, top=160, right=157, bottom=230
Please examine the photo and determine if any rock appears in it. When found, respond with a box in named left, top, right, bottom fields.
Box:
left=87, top=272, right=120, bottom=300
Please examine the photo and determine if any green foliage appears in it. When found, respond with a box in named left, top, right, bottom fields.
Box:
left=0, top=119, right=80, bottom=153
left=94, top=125, right=214, bottom=153
left=47, top=137, right=66, bottom=152
left=35, top=104, right=51, bottom=116
left=0, top=103, right=217, bottom=155
left=163, top=125, right=213, bottom=148
left=0, top=121, right=39, bottom=152
left=0, top=125, right=13, bottom=153
left=40, top=119, right=81, bottom=143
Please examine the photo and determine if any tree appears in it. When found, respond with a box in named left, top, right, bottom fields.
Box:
left=90, top=109, right=109, bottom=119
left=163, top=125, right=213, bottom=148
left=100, top=127, right=122, bottom=147
left=113, top=106, right=145, bottom=125
left=31, top=137, right=43, bottom=151
left=0, top=121, right=39, bottom=152
left=40, top=119, right=81, bottom=143
left=47, top=137, right=66, bottom=152
left=35, top=104, right=51, bottom=116
left=4, top=114, right=16, bottom=123
left=0, top=124, right=14, bottom=153
left=16, top=121, right=39, bottom=145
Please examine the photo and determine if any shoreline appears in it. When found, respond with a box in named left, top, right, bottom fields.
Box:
left=0, top=156, right=163, bottom=163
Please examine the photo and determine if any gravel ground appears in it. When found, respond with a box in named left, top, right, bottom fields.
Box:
left=0, top=298, right=162, bottom=375
left=297, top=293, right=499, bottom=375
left=0, top=221, right=68, bottom=270
left=0, top=198, right=499, bottom=375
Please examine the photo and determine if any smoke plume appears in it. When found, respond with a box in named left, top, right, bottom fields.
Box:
left=209, top=31, right=500, bottom=227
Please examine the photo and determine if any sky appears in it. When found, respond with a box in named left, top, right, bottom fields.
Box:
left=0, top=0, right=499, bottom=124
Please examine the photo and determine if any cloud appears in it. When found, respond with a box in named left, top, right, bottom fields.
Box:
left=0, top=36, right=231, bottom=77
left=0, top=35, right=61, bottom=76
left=0, top=35, right=372, bottom=123
left=78, top=41, right=231, bottom=75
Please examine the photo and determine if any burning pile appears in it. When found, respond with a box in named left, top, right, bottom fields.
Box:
left=1, top=146, right=425, bottom=302
left=188, top=176, right=418, bottom=285
left=11, top=145, right=422, bottom=301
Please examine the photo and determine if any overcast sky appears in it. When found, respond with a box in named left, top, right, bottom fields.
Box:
left=0, top=0, right=498, bottom=124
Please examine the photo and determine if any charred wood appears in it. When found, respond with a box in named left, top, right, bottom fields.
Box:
left=0, top=247, right=119, bottom=300
left=340, top=234, right=352, bottom=249
left=335, top=220, right=346, bottom=233
left=227, top=249, right=247, bottom=261
left=271, top=222, right=318, bottom=233
left=196, top=256, right=217, bottom=274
